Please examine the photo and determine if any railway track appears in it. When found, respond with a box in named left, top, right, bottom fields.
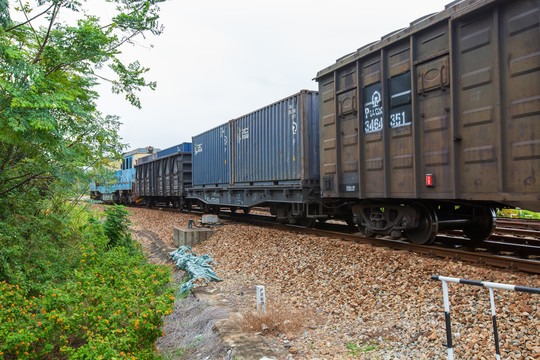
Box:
left=123, top=204, right=540, bottom=274
left=496, top=218, right=540, bottom=231
left=218, top=211, right=540, bottom=274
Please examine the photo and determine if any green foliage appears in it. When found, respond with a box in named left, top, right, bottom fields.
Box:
left=0, top=200, right=87, bottom=296
left=0, top=2, right=174, bottom=358
left=0, top=204, right=175, bottom=360
left=497, top=208, right=540, bottom=219
left=0, top=0, right=165, bottom=206
left=103, top=204, right=133, bottom=249
left=0, top=0, right=9, bottom=28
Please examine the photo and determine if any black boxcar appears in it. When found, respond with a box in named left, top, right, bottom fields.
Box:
left=316, top=0, right=540, bottom=244
left=135, top=143, right=192, bottom=208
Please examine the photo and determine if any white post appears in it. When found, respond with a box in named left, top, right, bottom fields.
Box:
left=489, top=288, right=501, bottom=360
left=442, top=280, right=454, bottom=360
left=256, top=285, right=266, bottom=313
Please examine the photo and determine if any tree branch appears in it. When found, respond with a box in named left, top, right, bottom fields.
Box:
left=107, top=31, right=142, bottom=53
left=91, top=72, right=114, bottom=83
left=18, top=0, right=42, bottom=49
left=0, top=145, right=14, bottom=172
left=66, top=181, right=92, bottom=217
left=66, top=130, right=93, bottom=149
left=45, top=55, right=90, bottom=77
left=6, top=3, right=55, bottom=32
left=2, top=172, right=35, bottom=184
left=33, top=3, right=60, bottom=64
left=0, top=172, right=44, bottom=196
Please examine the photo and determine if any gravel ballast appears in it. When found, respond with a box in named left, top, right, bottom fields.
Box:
left=128, top=207, right=540, bottom=360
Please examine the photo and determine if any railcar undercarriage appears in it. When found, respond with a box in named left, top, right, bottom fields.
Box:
left=352, top=201, right=496, bottom=245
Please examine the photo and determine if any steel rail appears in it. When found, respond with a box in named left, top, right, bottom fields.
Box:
left=120, top=205, right=540, bottom=274
left=221, top=213, right=540, bottom=274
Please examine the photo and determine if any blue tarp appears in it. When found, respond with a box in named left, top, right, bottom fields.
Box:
left=169, top=246, right=223, bottom=294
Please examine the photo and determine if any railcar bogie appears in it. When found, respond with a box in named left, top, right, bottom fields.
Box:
left=351, top=200, right=497, bottom=245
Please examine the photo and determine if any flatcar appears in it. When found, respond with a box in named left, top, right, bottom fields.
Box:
left=186, top=90, right=329, bottom=226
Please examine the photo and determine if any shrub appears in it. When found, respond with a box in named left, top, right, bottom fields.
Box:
left=0, top=205, right=85, bottom=296
left=0, top=205, right=175, bottom=359
left=103, top=204, right=133, bottom=249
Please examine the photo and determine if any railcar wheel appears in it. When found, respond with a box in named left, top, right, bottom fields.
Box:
left=299, top=218, right=316, bottom=228
left=463, top=207, right=496, bottom=244
left=243, top=207, right=251, bottom=215
left=345, top=217, right=359, bottom=232
left=405, top=203, right=438, bottom=245
left=230, top=207, right=237, bottom=213
left=357, top=224, right=375, bottom=238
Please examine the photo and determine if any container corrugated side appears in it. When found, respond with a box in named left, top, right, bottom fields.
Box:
left=231, top=90, right=319, bottom=185
left=180, top=142, right=192, bottom=153
left=192, top=123, right=230, bottom=187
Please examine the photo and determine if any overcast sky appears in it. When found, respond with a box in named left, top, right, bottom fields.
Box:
left=18, top=0, right=454, bottom=150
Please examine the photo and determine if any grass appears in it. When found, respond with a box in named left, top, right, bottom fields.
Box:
left=347, top=340, right=380, bottom=356
left=162, top=334, right=204, bottom=360
left=236, top=301, right=307, bottom=336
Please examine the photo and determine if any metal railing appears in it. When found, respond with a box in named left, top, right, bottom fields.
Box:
left=431, top=275, right=540, bottom=360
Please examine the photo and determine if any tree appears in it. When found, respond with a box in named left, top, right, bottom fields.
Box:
left=0, top=0, right=165, bottom=205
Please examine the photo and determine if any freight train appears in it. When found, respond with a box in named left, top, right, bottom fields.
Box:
left=91, top=0, right=540, bottom=245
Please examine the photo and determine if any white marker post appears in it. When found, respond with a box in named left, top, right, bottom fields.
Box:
left=256, top=285, right=266, bottom=313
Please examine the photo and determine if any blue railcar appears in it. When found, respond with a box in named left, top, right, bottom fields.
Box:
left=90, top=148, right=157, bottom=203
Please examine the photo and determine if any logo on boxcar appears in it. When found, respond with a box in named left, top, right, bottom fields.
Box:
left=364, top=90, right=383, bottom=133
left=194, top=143, right=203, bottom=155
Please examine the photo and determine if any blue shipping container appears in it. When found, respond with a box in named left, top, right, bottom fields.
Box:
left=232, top=90, right=319, bottom=185
left=192, top=123, right=231, bottom=187
left=157, top=142, right=192, bottom=158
